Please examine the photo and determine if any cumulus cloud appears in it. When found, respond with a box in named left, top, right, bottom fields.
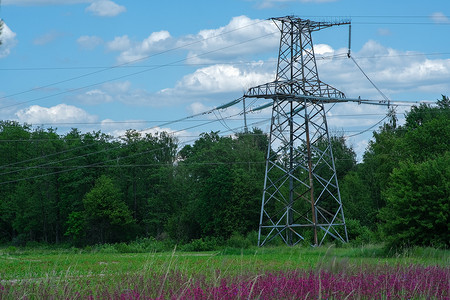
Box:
left=110, top=31, right=172, bottom=64
left=0, top=22, right=18, bottom=58
left=168, top=63, right=274, bottom=95
left=314, top=44, right=334, bottom=56
left=317, top=40, right=450, bottom=99
left=180, top=15, right=277, bottom=64
left=85, top=0, right=126, bottom=17
left=107, top=15, right=276, bottom=65
left=77, top=35, right=104, bottom=49
left=188, top=102, right=212, bottom=115
left=106, top=35, right=131, bottom=52
left=15, top=104, right=97, bottom=125
left=76, top=89, right=114, bottom=105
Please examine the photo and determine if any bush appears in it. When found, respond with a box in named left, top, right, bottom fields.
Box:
left=227, top=232, right=252, bottom=249
left=379, top=153, right=450, bottom=250
left=181, top=237, right=223, bottom=252
left=345, top=218, right=375, bottom=246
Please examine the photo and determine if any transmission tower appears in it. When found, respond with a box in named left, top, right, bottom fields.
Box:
left=244, top=16, right=351, bottom=247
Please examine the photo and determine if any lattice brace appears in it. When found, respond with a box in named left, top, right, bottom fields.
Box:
left=259, top=99, right=308, bottom=245
left=307, top=103, right=348, bottom=244
left=254, top=16, right=351, bottom=247
left=259, top=100, right=329, bottom=246
left=274, top=18, right=319, bottom=90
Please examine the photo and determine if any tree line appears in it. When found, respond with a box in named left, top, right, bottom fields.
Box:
left=0, top=96, right=448, bottom=249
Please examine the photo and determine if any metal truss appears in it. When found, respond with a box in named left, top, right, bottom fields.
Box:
left=245, top=16, right=350, bottom=246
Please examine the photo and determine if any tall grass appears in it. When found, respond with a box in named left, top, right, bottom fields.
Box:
left=0, top=244, right=448, bottom=299
left=2, top=265, right=448, bottom=299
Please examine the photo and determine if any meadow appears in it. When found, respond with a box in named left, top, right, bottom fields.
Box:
left=0, top=244, right=449, bottom=299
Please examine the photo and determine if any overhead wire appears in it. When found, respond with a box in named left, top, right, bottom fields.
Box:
left=0, top=92, right=438, bottom=184
left=0, top=18, right=271, bottom=102
left=0, top=97, right=235, bottom=170
left=0, top=30, right=278, bottom=111
left=0, top=98, right=251, bottom=177
left=0, top=109, right=273, bottom=185
left=0, top=15, right=445, bottom=182
left=3, top=50, right=450, bottom=71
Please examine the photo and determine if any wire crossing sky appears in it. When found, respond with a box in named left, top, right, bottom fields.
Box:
left=0, top=0, right=449, bottom=157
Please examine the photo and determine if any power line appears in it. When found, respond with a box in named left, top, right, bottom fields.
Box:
left=0, top=99, right=251, bottom=175
left=0, top=30, right=278, bottom=111
left=0, top=99, right=227, bottom=169
left=3, top=51, right=450, bottom=72
left=0, top=114, right=271, bottom=185
left=1, top=102, right=436, bottom=185
left=0, top=19, right=273, bottom=105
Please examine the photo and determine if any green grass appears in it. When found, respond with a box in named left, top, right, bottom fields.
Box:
left=0, top=244, right=448, bottom=299
left=1, top=244, right=448, bottom=281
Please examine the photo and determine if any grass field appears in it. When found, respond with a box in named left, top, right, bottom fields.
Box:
left=0, top=244, right=449, bottom=299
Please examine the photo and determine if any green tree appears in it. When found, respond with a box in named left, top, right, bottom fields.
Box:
left=81, top=175, right=135, bottom=244
left=0, top=121, right=32, bottom=242
left=169, top=129, right=266, bottom=242
left=379, top=152, right=449, bottom=249
left=113, top=130, right=178, bottom=237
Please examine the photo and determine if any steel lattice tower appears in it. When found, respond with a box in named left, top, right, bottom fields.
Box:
left=244, top=16, right=350, bottom=246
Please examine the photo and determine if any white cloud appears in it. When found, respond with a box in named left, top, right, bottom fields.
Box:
left=180, top=15, right=277, bottom=64
left=188, top=102, right=212, bottom=115
left=111, top=31, right=172, bottom=64
left=77, top=35, right=104, bottom=50
left=170, top=63, right=274, bottom=95
left=76, top=89, right=114, bottom=105
left=314, top=44, right=334, bottom=56
left=106, top=35, right=131, bottom=52
left=431, top=12, right=450, bottom=24
left=317, top=40, right=450, bottom=99
left=0, top=22, right=18, bottom=58
left=15, top=104, right=97, bottom=124
left=85, top=0, right=126, bottom=17
left=107, top=16, right=276, bottom=65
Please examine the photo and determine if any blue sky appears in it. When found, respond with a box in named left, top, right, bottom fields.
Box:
left=1, top=0, right=449, bottom=157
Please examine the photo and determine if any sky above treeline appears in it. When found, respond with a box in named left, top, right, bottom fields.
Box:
left=1, top=0, right=449, bottom=157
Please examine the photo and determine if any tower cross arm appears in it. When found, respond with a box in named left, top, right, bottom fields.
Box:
left=271, top=16, right=351, bottom=31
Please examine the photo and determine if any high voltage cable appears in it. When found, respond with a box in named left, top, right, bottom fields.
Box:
left=0, top=30, right=277, bottom=111
left=0, top=100, right=439, bottom=143
left=344, top=114, right=390, bottom=138
left=18, top=104, right=450, bottom=127
left=3, top=51, right=450, bottom=71
left=1, top=95, right=433, bottom=184
left=0, top=116, right=271, bottom=185
left=0, top=112, right=410, bottom=186
left=0, top=101, right=250, bottom=175
left=0, top=99, right=229, bottom=169
left=3, top=17, right=446, bottom=105
left=1, top=100, right=396, bottom=177
left=0, top=18, right=272, bottom=103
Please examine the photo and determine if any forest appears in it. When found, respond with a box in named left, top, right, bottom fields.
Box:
left=0, top=96, right=448, bottom=250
